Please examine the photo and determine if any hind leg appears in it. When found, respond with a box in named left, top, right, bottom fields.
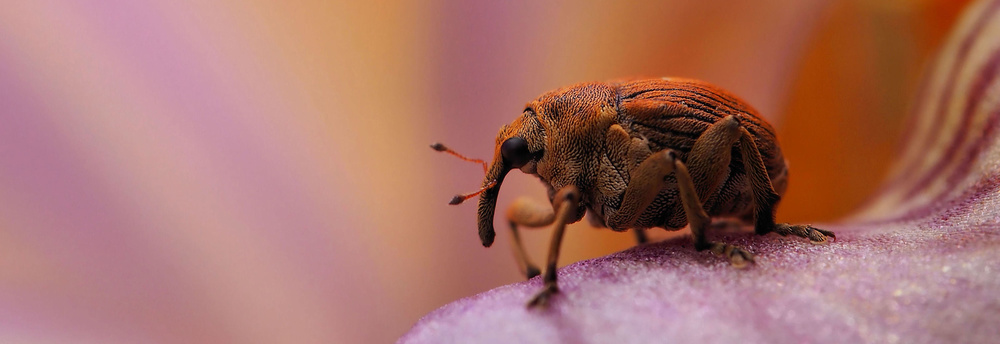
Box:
left=736, top=127, right=836, bottom=243
left=673, top=155, right=756, bottom=267
left=676, top=116, right=756, bottom=266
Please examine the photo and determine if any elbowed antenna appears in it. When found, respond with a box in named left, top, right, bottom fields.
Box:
left=430, top=142, right=495, bottom=205
left=429, top=140, right=512, bottom=247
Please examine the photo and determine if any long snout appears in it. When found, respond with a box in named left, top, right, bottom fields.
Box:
left=476, top=158, right=510, bottom=247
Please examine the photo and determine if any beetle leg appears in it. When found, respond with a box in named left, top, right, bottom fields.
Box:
left=606, top=150, right=677, bottom=230
left=505, top=197, right=555, bottom=279
left=737, top=127, right=836, bottom=243
left=606, top=143, right=753, bottom=266
left=770, top=223, right=837, bottom=244
left=607, top=115, right=741, bottom=230
left=678, top=115, right=755, bottom=266
left=527, top=185, right=580, bottom=308
left=603, top=124, right=650, bottom=246
left=673, top=156, right=755, bottom=267
left=633, top=228, right=649, bottom=244
left=686, top=115, right=742, bottom=203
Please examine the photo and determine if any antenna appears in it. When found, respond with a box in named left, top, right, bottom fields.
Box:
left=430, top=142, right=488, bottom=174
left=430, top=142, right=495, bottom=205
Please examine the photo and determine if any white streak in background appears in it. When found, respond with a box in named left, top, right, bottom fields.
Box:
left=855, top=0, right=1000, bottom=221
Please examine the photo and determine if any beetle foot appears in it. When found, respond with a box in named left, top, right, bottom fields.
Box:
left=526, top=283, right=559, bottom=309
left=708, top=242, right=755, bottom=268
left=773, top=223, right=836, bottom=244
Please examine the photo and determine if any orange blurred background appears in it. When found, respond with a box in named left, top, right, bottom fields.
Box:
left=0, top=1, right=967, bottom=342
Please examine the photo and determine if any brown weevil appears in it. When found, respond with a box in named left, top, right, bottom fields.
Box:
left=432, top=78, right=835, bottom=308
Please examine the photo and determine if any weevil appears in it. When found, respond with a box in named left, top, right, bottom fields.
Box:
left=432, top=78, right=835, bottom=308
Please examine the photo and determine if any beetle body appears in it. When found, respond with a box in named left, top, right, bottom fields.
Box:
left=436, top=78, right=833, bottom=308
left=489, top=78, right=787, bottom=235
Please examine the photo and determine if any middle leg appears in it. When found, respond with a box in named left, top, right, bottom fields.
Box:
left=673, top=157, right=754, bottom=267
left=735, top=127, right=836, bottom=243
left=604, top=141, right=754, bottom=267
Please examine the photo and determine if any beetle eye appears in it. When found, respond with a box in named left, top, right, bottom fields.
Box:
left=500, top=137, right=532, bottom=168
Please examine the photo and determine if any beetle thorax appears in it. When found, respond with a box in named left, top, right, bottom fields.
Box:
left=533, top=108, right=620, bottom=207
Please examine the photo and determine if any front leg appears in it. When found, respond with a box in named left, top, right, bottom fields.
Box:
left=505, top=197, right=555, bottom=279
left=527, top=185, right=580, bottom=308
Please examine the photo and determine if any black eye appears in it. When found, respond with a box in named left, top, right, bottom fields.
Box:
left=501, top=137, right=531, bottom=168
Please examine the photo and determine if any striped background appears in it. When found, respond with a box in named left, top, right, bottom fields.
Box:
left=0, top=1, right=974, bottom=343
left=857, top=0, right=1000, bottom=222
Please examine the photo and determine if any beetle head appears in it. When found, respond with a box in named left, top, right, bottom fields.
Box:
left=438, top=82, right=617, bottom=247
left=474, top=113, right=546, bottom=247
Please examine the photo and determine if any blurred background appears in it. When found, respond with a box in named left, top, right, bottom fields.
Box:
left=0, top=0, right=969, bottom=343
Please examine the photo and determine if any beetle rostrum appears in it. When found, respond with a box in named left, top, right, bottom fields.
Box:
left=432, top=77, right=836, bottom=309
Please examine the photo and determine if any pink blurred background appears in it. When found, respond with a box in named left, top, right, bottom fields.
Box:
left=0, top=1, right=967, bottom=342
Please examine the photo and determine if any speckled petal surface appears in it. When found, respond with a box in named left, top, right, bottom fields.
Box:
left=401, top=190, right=1000, bottom=343
left=401, top=1, right=1000, bottom=343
